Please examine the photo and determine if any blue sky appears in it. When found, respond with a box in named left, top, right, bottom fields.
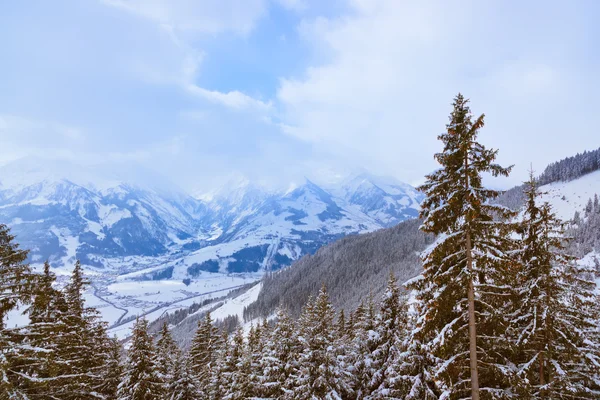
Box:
left=1, top=0, right=599, bottom=191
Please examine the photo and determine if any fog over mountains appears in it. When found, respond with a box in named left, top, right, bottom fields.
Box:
left=0, top=157, right=422, bottom=279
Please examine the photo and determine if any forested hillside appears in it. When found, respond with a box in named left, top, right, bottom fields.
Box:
left=243, top=217, right=433, bottom=320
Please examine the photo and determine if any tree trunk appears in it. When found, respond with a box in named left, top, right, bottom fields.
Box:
left=466, top=231, right=480, bottom=400
left=465, top=152, right=480, bottom=400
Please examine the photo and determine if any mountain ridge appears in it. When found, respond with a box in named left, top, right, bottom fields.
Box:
left=0, top=158, right=422, bottom=277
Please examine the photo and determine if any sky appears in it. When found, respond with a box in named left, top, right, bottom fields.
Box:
left=1, top=0, right=599, bottom=192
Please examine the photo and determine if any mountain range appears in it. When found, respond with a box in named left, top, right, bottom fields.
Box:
left=0, top=158, right=422, bottom=280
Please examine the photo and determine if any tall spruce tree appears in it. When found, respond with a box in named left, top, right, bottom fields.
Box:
left=9, top=261, right=88, bottom=399
left=513, top=174, right=600, bottom=398
left=154, top=322, right=180, bottom=391
left=261, top=307, right=299, bottom=399
left=189, top=312, right=220, bottom=398
left=118, top=318, right=163, bottom=400
left=169, top=352, right=200, bottom=400
left=61, top=261, right=109, bottom=398
left=348, top=297, right=377, bottom=399
left=99, top=336, right=124, bottom=400
left=368, top=273, right=410, bottom=399
left=222, top=327, right=250, bottom=400
left=290, top=286, right=351, bottom=400
left=411, top=93, right=517, bottom=399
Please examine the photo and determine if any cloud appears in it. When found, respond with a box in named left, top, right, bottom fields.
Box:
left=102, top=0, right=274, bottom=114
left=102, top=0, right=268, bottom=36
left=185, top=84, right=272, bottom=111
left=276, top=0, right=600, bottom=186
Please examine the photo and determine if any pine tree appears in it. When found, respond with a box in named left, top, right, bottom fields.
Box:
left=368, top=273, right=410, bottom=398
left=9, top=261, right=75, bottom=398
left=348, top=296, right=377, bottom=399
left=222, top=327, right=250, bottom=400
left=118, top=318, right=163, bottom=400
left=169, top=352, right=200, bottom=400
left=98, top=336, right=124, bottom=400
left=399, top=335, right=441, bottom=400
left=189, top=313, right=220, bottom=398
left=154, top=322, right=181, bottom=391
left=290, top=286, right=351, bottom=400
left=512, top=174, right=600, bottom=398
left=0, top=224, right=35, bottom=400
left=208, top=329, right=229, bottom=400
left=61, top=261, right=110, bottom=398
left=245, top=322, right=266, bottom=398
left=412, top=93, right=517, bottom=399
left=261, top=307, right=299, bottom=399
left=0, top=224, right=34, bottom=322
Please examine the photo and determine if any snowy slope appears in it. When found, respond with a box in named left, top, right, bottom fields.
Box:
left=538, top=169, right=600, bottom=221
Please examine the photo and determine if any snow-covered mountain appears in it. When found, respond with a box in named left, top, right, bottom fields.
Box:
left=0, top=158, right=422, bottom=280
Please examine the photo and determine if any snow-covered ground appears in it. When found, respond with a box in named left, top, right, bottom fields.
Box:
left=539, top=170, right=600, bottom=220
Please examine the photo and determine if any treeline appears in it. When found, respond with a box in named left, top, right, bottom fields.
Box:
left=570, top=194, right=600, bottom=259
left=244, top=217, right=434, bottom=321
left=537, top=146, right=600, bottom=185
left=0, top=225, right=122, bottom=399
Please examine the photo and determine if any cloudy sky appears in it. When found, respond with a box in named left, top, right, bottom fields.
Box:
left=1, top=0, right=598, bottom=191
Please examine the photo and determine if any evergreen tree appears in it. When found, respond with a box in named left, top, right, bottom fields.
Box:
left=412, top=93, right=517, bottom=399
left=368, top=273, right=410, bottom=398
left=222, top=327, right=250, bottom=400
left=0, top=224, right=34, bottom=323
left=261, top=307, right=299, bottom=399
left=513, top=174, right=600, bottom=398
left=0, top=224, right=34, bottom=400
left=245, top=322, right=266, bottom=398
left=98, top=336, right=124, bottom=400
left=208, top=329, right=229, bottom=400
left=154, top=322, right=180, bottom=391
left=118, top=318, right=163, bottom=400
left=290, top=286, right=351, bottom=400
left=169, top=352, right=200, bottom=400
left=348, top=297, right=377, bottom=399
left=188, top=313, right=220, bottom=398
left=398, top=335, right=441, bottom=400
left=9, top=261, right=76, bottom=398
left=61, top=261, right=110, bottom=398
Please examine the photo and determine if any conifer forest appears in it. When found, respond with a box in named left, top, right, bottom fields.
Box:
left=2, top=95, right=600, bottom=399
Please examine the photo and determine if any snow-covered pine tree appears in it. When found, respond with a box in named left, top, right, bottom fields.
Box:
left=208, top=328, right=229, bottom=400
left=245, top=322, right=266, bottom=398
left=0, top=224, right=34, bottom=323
left=98, top=336, right=124, bottom=400
left=7, top=261, right=61, bottom=397
left=261, top=307, right=299, bottom=399
left=368, top=273, right=410, bottom=399
left=61, top=261, right=111, bottom=398
left=513, top=174, right=600, bottom=398
left=412, top=93, right=517, bottom=399
left=118, top=318, right=163, bottom=400
left=169, top=352, right=200, bottom=400
left=398, top=335, right=441, bottom=400
left=154, top=321, right=180, bottom=392
left=290, top=286, right=351, bottom=400
left=348, top=296, right=378, bottom=399
left=189, top=312, right=220, bottom=398
left=0, top=224, right=35, bottom=400
left=222, top=327, right=250, bottom=400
